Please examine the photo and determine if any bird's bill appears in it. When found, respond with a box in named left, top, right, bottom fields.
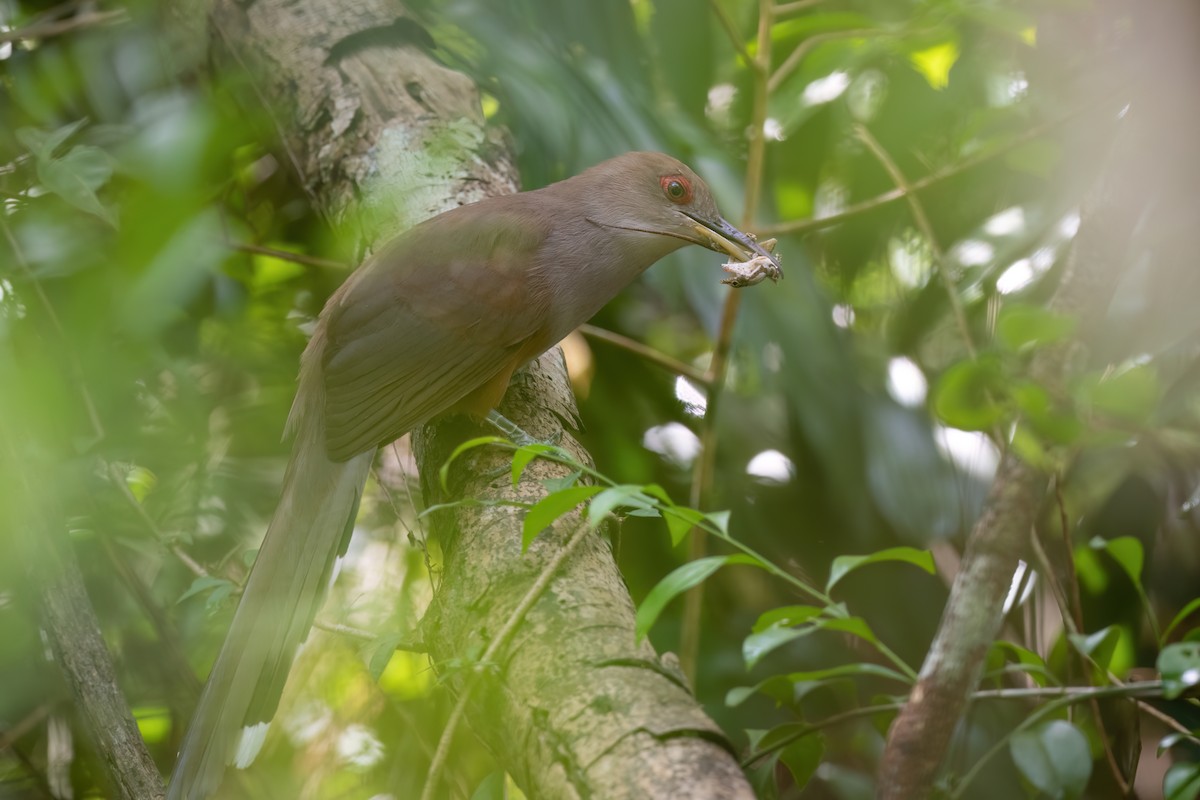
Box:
left=686, top=213, right=783, bottom=276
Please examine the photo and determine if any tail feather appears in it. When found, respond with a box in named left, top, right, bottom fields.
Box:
left=166, top=420, right=373, bottom=800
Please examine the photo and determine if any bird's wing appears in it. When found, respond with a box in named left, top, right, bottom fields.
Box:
left=319, top=208, right=552, bottom=460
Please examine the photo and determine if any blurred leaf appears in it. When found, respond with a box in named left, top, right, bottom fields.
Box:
left=1068, top=625, right=1120, bottom=673
left=826, top=546, right=935, bottom=591
left=541, top=470, right=582, bottom=493
left=132, top=706, right=171, bottom=744
left=780, top=734, right=824, bottom=790
left=1079, top=366, right=1160, bottom=424
left=996, top=305, right=1077, bottom=351
left=368, top=633, right=406, bottom=681
left=986, top=641, right=1054, bottom=687
left=38, top=144, right=117, bottom=226
left=439, top=436, right=508, bottom=491
left=177, top=575, right=234, bottom=607
left=933, top=356, right=1007, bottom=431
left=1009, top=720, right=1092, bottom=799
left=908, top=41, right=958, bottom=90
left=1089, top=536, right=1144, bottom=591
left=522, top=485, right=605, bottom=550
left=16, top=119, right=87, bottom=159
left=1165, top=762, right=1200, bottom=800
left=512, top=443, right=567, bottom=486
left=1163, top=597, right=1200, bottom=644
left=1158, top=642, right=1200, bottom=699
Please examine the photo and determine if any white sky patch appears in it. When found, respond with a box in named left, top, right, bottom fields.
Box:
left=1058, top=210, right=1081, bottom=239
left=984, top=206, right=1026, bottom=237
left=887, top=357, right=928, bottom=407
left=997, top=259, right=1034, bottom=294
left=643, top=422, right=701, bottom=469
left=989, top=71, right=1028, bottom=107
left=832, top=303, right=855, bottom=329
left=952, top=239, right=995, bottom=267
left=747, top=450, right=796, bottom=485
left=848, top=70, right=887, bottom=121
left=706, top=82, right=736, bottom=119
left=814, top=179, right=847, bottom=219
left=674, top=376, right=708, bottom=417
left=1031, top=245, right=1058, bottom=272
left=763, top=117, right=786, bottom=141
left=889, top=232, right=932, bottom=288
left=802, top=71, right=851, bottom=106
left=337, top=724, right=385, bottom=769
left=935, top=426, right=1000, bottom=481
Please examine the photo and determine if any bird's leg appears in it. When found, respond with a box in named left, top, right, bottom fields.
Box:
left=486, top=409, right=539, bottom=447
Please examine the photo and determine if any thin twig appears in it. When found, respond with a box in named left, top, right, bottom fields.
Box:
left=0, top=705, right=51, bottom=753
left=578, top=324, right=710, bottom=385
left=707, top=0, right=758, bottom=70
left=774, top=0, right=825, bottom=16
left=105, top=462, right=209, bottom=578
left=768, top=28, right=879, bottom=94
left=760, top=103, right=1098, bottom=238
left=0, top=9, right=127, bottom=45
left=679, top=0, right=775, bottom=681
left=312, top=619, right=426, bottom=652
left=418, top=515, right=596, bottom=800
left=854, top=123, right=977, bottom=359
left=228, top=241, right=349, bottom=271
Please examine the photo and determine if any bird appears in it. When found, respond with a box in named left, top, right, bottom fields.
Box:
left=166, top=151, right=780, bottom=799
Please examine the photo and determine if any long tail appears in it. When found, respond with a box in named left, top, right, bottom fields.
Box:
left=167, top=418, right=373, bottom=800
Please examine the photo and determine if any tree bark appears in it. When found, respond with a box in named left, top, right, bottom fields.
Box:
left=208, top=0, right=753, bottom=797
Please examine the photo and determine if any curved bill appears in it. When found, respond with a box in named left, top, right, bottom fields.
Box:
left=683, top=211, right=783, bottom=282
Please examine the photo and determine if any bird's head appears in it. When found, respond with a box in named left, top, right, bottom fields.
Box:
left=576, top=151, right=782, bottom=278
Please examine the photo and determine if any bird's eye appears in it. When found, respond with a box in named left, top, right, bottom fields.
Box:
left=660, top=175, right=693, bottom=204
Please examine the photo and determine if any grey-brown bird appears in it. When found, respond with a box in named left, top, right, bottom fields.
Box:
left=167, top=151, right=780, bottom=799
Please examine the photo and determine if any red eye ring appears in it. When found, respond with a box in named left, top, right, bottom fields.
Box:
left=660, top=175, right=693, bottom=204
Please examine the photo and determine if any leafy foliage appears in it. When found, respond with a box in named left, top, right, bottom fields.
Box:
left=1, top=0, right=1199, bottom=798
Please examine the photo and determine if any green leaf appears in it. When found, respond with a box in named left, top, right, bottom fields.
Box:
left=752, top=605, right=824, bottom=633
left=933, top=356, right=1008, bottom=431
left=38, top=145, right=117, bottom=225
left=986, top=641, right=1053, bottom=687
left=1009, top=720, right=1092, bottom=799
left=1163, top=597, right=1200, bottom=643
left=16, top=119, right=87, bottom=158
left=1081, top=366, right=1160, bottom=423
left=522, top=485, right=605, bottom=551
left=743, top=622, right=814, bottom=670
left=785, top=663, right=912, bottom=686
left=996, top=305, right=1077, bottom=351
left=706, top=509, right=731, bottom=536
left=468, top=771, right=506, bottom=800
left=1068, top=625, right=1121, bottom=673
left=826, top=547, right=935, bottom=592
left=636, top=556, right=730, bottom=641
left=177, top=575, right=234, bottom=605
left=511, top=443, right=565, bottom=486
left=1158, top=642, right=1200, bottom=699
left=909, top=41, right=959, bottom=90
left=368, top=633, right=405, bottom=681
left=780, top=734, right=824, bottom=790
left=662, top=506, right=706, bottom=547
left=1165, top=762, right=1200, bottom=800
left=1089, top=536, right=1144, bottom=591
left=817, top=615, right=881, bottom=646
left=541, top=470, right=582, bottom=493
left=588, top=485, right=656, bottom=526
left=439, top=436, right=508, bottom=491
